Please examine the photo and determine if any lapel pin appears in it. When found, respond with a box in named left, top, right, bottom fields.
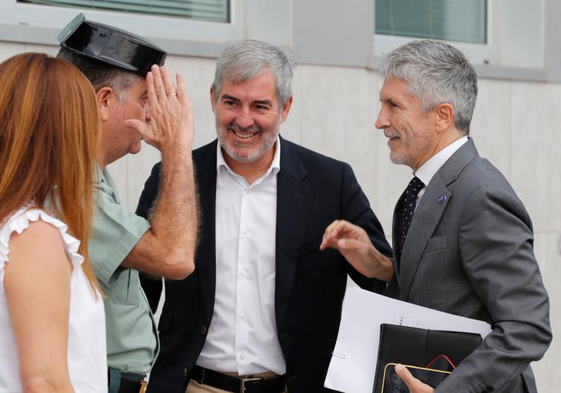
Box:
left=438, top=194, right=446, bottom=204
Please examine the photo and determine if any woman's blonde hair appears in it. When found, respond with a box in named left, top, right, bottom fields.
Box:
left=0, top=52, right=101, bottom=293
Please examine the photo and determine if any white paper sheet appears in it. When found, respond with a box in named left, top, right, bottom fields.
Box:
left=324, top=286, right=492, bottom=393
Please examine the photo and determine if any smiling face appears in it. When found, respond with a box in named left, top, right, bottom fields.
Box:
left=375, top=77, right=437, bottom=171
left=211, top=68, right=292, bottom=172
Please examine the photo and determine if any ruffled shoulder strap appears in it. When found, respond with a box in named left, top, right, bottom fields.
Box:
left=0, top=206, right=84, bottom=283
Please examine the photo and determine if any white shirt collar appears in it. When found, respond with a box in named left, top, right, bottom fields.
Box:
left=415, top=136, right=469, bottom=186
left=216, top=136, right=281, bottom=179
left=201, top=137, right=285, bottom=374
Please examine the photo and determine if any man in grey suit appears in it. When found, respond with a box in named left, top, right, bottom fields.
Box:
left=321, top=40, right=552, bottom=393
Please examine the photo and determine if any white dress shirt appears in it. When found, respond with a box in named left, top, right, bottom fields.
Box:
left=196, top=139, right=286, bottom=376
left=414, top=136, right=469, bottom=207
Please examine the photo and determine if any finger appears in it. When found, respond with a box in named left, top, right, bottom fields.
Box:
left=176, top=73, right=187, bottom=101
left=176, top=73, right=193, bottom=113
left=320, top=236, right=338, bottom=251
left=320, top=219, right=363, bottom=250
left=325, top=220, right=353, bottom=242
left=319, top=236, right=329, bottom=250
left=336, top=237, right=363, bottom=251
left=320, top=221, right=342, bottom=250
left=160, top=66, right=177, bottom=97
left=395, top=364, right=428, bottom=391
left=323, top=220, right=340, bottom=238
left=321, top=227, right=355, bottom=251
left=330, top=220, right=354, bottom=239
left=151, top=65, right=167, bottom=100
left=124, top=119, right=148, bottom=137
left=145, top=71, right=158, bottom=107
left=395, top=365, right=415, bottom=387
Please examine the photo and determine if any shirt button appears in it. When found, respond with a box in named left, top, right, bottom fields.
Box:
left=240, top=354, right=245, bottom=360
left=240, top=312, right=246, bottom=319
left=242, top=228, right=248, bottom=235
left=240, top=270, right=247, bottom=277
left=200, top=325, right=207, bottom=335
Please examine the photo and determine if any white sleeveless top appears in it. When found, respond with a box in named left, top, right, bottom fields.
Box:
left=0, top=207, right=107, bottom=392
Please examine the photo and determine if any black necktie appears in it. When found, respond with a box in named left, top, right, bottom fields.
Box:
left=400, top=176, right=424, bottom=251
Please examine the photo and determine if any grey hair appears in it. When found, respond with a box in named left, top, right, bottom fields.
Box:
left=377, top=40, right=478, bottom=134
left=211, top=39, right=294, bottom=109
left=57, top=48, right=141, bottom=101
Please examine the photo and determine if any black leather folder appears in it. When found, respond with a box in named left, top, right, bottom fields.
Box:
left=372, top=324, right=482, bottom=393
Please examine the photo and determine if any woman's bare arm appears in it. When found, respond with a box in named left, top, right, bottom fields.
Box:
left=4, top=220, right=74, bottom=393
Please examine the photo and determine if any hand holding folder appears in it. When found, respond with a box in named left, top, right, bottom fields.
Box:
left=373, top=324, right=482, bottom=393
left=381, top=363, right=450, bottom=393
left=324, top=287, right=492, bottom=393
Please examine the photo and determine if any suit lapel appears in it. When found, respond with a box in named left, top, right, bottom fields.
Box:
left=399, top=175, right=450, bottom=300
left=195, top=141, right=218, bottom=321
left=275, top=138, right=315, bottom=331
left=398, top=139, right=479, bottom=301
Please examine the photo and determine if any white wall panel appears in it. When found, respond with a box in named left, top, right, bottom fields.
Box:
left=470, top=79, right=511, bottom=177
left=0, top=41, right=24, bottom=62
left=532, top=233, right=561, bottom=393
left=543, top=83, right=561, bottom=231
left=510, top=82, right=554, bottom=233
left=298, top=65, right=382, bottom=214
left=279, top=65, right=303, bottom=146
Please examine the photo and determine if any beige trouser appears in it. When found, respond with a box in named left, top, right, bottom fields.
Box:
left=186, top=379, right=230, bottom=393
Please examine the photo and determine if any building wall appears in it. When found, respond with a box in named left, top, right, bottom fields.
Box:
left=0, top=41, right=559, bottom=391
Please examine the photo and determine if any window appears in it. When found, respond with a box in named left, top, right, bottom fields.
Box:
left=374, top=0, right=494, bottom=66
left=0, top=0, right=291, bottom=56
left=19, top=0, right=230, bottom=22
left=376, top=0, right=486, bottom=44
left=373, top=0, right=545, bottom=69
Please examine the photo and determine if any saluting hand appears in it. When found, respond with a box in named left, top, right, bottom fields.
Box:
left=125, top=65, right=194, bottom=151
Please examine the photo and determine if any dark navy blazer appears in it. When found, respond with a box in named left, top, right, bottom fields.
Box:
left=137, top=137, right=392, bottom=393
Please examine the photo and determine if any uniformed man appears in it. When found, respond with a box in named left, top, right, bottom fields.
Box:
left=57, top=14, right=198, bottom=393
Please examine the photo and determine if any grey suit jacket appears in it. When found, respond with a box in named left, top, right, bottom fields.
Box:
left=389, top=139, right=552, bottom=393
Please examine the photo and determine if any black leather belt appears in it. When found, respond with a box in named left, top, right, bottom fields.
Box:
left=192, top=365, right=285, bottom=393
left=118, top=378, right=146, bottom=393
left=108, top=368, right=147, bottom=393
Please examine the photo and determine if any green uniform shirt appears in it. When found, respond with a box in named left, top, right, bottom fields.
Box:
left=89, top=166, right=158, bottom=375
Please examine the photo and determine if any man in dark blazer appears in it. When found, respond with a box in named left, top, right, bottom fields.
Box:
left=137, top=40, right=392, bottom=393
left=321, top=40, right=552, bottom=393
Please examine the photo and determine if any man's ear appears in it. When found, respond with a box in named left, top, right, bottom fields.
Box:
left=434, top=103, right=455, bottom=132
left=96, top=87, right=116, bottom=121
left=280, top=96, right=293, bottom=123
left=210, top=88, right=217, bottom=114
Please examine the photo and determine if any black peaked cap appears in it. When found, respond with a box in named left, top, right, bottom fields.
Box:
left=58, top=13, right=167, bottom=76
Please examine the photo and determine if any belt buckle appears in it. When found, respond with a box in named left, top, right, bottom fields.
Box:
left=240, top=376, right=261, bottom=392
left=139, top=380, right=148, bottom=393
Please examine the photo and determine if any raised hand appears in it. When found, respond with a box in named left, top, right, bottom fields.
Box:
left=320, top=219, right=394, bottom=282
left=126, top=65, right=194, bottom=151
